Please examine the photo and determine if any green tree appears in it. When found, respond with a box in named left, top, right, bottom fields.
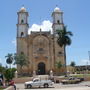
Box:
left=70, top=61, right=76, bottom=73
left=0, top=64, right=6, bottom=74
left=14, top=53, right=29, bottom=74
left=70, top=61, right=76, bottom=67
left=5, top=53, right=13, bottom=68
left=55, top=61, right=62, bottom=75
left=4, top=68, right=16, bottom=82
left=56, top=26, right=73, bottom=73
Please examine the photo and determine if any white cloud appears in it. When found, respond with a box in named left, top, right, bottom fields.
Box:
left=12, top=20, right=52, bottom=46
left=0, top=58, right=3, bottom=65
left=0, top=58, right=5, bottom=66
left=80, top=59, right=90, bottom=65
left=12, top=39, right=16, bottom=46
left=28, top=20, right=52, bottom=34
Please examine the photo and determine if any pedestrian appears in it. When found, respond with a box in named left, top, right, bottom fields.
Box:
left=0, top=73, right=4, bottom=86
left=9, top=80, right=16, bottom=90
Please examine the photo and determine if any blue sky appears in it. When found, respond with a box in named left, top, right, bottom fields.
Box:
left=0, top=0, right=90, bottom=66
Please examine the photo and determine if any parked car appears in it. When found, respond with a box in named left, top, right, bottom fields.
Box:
left=61, top=77, right=81, bottom=84
left=24, top=78, right=54, bottom=89
left=77, top=77, right=84, bottom=81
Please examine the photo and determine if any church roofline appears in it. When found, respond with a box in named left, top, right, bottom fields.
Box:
left=31, top=31, right=51, bottom=35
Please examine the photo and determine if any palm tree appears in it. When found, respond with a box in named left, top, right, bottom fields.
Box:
left=56, top=26, right=73, bottom=74
left=5, top=53, right=13, bottom=68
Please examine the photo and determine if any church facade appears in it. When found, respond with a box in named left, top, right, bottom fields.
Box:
left=16, top=7, right=66, bottom=75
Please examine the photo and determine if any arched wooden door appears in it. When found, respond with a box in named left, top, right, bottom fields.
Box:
left=38, top=62, right=46, bottom=75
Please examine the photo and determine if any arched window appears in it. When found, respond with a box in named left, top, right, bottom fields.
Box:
left=21, top=19, right=24, bottom=24
left=21, top=32, right=24, bottom=37
left=58, top=51, right=62, bottom=54
left=21, top=52, right=24, bottom=55
left=57, top=20, right=60, bottom=24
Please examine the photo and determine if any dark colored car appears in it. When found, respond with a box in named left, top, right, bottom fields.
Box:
left=77, top=77, right=84, bottom=81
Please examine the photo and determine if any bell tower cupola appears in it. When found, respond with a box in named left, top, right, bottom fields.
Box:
left=17, top=6, right=29, bottom=37
left=52, top=7, right=64, bottom=35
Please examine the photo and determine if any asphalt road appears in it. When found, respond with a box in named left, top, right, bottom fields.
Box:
left=16, top=81, right=90, bottom=90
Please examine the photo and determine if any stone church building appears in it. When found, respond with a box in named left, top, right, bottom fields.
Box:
left=16, top=7, right=66, bottom=75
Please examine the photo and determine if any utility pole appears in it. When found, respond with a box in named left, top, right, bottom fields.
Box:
left=86, top=51, right=90, bottom=75
left=88, top=51, right=90, bottom=72
left=88, top=51, right=90, bottom=62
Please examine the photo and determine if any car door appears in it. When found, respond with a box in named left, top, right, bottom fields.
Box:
left=33, top=79, right=41, bottom=87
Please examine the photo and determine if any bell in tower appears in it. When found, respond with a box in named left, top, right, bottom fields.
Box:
left=17, top=6, right=29, bottom=37
left=52, top=7, right=64, bottom=35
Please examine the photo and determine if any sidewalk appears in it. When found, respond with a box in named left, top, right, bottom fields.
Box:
left=58, top=86, right=90, bottom=90
left=16, top=86, right=90, bottom=90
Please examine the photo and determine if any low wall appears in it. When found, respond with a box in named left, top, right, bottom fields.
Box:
left=14, top=77, right=33, bottom=83
left=14, top=75, right=90, bottom=83
left=4, top=86, right=14, bottom=90
left=14, top=75, right=49, bottom=83
left=84, top=77, right=90, bottom=81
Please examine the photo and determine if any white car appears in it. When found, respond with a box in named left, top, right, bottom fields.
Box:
left=25, top=78, right=54, bottom=88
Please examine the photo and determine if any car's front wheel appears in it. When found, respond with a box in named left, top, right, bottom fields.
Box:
left=44, top=83, right=49, bottom=88
left=62, top=82, right=67, bottom=84
left=27, top=84, right=32, bottom=88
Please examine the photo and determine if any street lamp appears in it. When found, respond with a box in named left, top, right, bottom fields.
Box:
left=83, top=51, right=90, bottom=79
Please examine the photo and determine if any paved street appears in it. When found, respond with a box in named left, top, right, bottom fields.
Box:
left=16, top=81, right=90, bottom=90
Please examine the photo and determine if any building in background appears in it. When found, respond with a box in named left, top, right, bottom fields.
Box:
left=16, top=7, right=66, bottom=75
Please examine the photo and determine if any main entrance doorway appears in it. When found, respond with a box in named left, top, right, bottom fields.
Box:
left=38, top=62, right=46, bottom=75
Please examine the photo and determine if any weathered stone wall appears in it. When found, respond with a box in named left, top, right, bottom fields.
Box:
left=17, top=33, right=66, bottom=75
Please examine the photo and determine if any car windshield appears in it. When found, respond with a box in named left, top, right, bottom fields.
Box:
left=33, top=79, right=39, bottom=82
left=69, top=77, right=75, bottom=80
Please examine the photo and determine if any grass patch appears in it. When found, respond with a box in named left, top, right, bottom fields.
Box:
left=0, top=86, right=7, bottom=90
left=70, top=74, right=90, bottom=78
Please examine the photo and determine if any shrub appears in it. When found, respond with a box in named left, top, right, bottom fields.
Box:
left=4, top=68, right=16, bottom=82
